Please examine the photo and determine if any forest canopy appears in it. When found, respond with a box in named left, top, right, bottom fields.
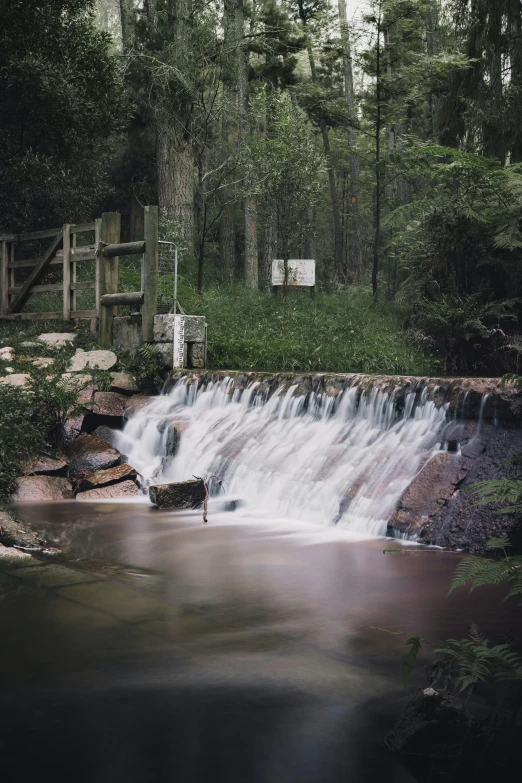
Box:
left=2, top=0, right=522, bottom=376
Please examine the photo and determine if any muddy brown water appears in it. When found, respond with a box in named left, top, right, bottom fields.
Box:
left=1, top=501, right=519, bottom=782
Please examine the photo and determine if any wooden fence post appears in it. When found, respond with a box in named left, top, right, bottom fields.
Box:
left=94, top=218, right=102, bottom=320
left=1, top=241, right=8, bottom=315
left=98, top=212, right=120, bottom=347
left=142, top=205, right=159, bottom=342
left=62, top=224, right=71, bottom=320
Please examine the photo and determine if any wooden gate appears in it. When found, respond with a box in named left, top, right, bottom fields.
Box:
left=0, top=206, right=159, bottom=348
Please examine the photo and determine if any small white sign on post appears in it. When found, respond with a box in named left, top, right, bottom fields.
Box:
left=172, top=314, right=185, bottom=369
left=271, top=259, right=315, bottom=287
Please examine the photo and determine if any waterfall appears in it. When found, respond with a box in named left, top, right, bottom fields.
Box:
left=117, top=378, right=448, bottom=538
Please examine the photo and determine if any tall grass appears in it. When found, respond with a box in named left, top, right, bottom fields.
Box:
left=182, top=284, right=436, bottom=375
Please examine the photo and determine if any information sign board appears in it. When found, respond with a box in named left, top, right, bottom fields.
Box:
left=272, top=259, right=315, bottom=287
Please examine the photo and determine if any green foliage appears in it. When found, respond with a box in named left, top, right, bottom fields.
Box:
left=0, top=0, right=128, bottom=231
left=434, top=625, right=522, bottom=694
left=402, top=636, right=422, bottom=686
left=467, top=479, right=522, bottom=515
left=409, top=294, right=515, bottom=375
left=119, top=343, right=165, bottom=393
left=0, top=374, right=80, bottom=503
left=449, top=540, right=522, bottom=604
left=186, top=283, right=435, bottom=375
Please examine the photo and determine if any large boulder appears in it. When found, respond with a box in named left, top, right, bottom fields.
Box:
left=23, top=454, right=68, bottom=476
left=64, top=434, right=121, bottom=474
left=76, top=480, right=140, bottom=501
left=149, top=479, right=206, bottom=509
left=91, top=391, right=126, bottom=417
left=0, top=510, right=44, bottom=549
left=386, top=688, right=478, bottom=781
left=123, top=395, right=153, bottom=419
left=110, top=372, right=138, bottom=394
left=79, top=463, right=137, bottom=492
left=92, top=425, right=119, bottom=447
left=388, top=453, right=467, bottom=538
left=11, top=476, right=73, bottom=501
left=68, top=348, right=117, bottom=372
left=63, top=414, right=85, bottom=441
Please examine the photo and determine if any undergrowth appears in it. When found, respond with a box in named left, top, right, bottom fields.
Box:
left=178, top=283, right=436, bottom=375
left=0, top=375, right=81, bottom=504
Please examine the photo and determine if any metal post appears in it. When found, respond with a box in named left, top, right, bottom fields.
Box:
left=174, top=245, right=178, bottom=315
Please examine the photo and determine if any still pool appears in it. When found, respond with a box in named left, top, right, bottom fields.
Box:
left=0, top=502, right=518, bottom=782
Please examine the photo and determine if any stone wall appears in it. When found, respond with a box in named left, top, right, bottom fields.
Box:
left=112, top=314, right=207, bottom=369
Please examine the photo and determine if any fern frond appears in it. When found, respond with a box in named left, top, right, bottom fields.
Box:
left=449, top=557, right=511, bottom=594
left=486, top=538, right=512, bottom=550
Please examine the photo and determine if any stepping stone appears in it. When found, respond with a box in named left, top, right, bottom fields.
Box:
left=0, top=373, right=30, bottom=387
left=37, top=333, right=77, bottom=348
left=0, top=346, right=14, bottom=360
left=68, top=348, right=117, bottom=372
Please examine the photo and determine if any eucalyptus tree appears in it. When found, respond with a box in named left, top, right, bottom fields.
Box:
left=361, top=0, right=467, bottom=295
left=0, top=0, right=127, bottom=231
left=439, top=0, right=522, bottom=163
left=249, top=93, right=324, bottom=289
left=338, top=0, right=363, bottom=283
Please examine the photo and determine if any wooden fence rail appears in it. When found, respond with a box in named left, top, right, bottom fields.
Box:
left=0, top=207, right=159, bottom=348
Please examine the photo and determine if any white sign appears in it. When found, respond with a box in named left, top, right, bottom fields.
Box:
left=272, top=259, right=315, bottom=287
left=172, top=314, right=185, bottom=369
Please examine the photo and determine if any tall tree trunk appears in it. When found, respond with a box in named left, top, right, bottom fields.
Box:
left=372, top=4, right=382, bottom=298
left=338, top=0, right=363, bottom=284
left=236, top=0, right=258, bottom=288
left=119, top=0, right=135, bottom=50
left=153, top=0, right=194, bottom=259
left=297, top=1, right=344, bottom=283
left=511, top=2, right=522, bottom=162
left=220, top=2, right=237, bottom=278
left=156, top=120, right=194, bottom=256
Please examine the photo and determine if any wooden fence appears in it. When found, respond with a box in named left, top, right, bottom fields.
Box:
left=0, top=206, right=159, bottom=347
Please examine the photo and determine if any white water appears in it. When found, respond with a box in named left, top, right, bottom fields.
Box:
left=117, top=378, right=448, bottom=537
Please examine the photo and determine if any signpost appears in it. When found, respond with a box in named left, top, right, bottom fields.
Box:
left=173, top=314, right=185, bottom=369
left=272, top=259, right=315, bottom=288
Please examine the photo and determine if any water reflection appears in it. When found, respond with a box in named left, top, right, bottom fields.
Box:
left=1, top=502, right=518, bottom=782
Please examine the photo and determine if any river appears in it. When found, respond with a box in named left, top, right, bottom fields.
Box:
left=1, top=500, right=517, bottom=783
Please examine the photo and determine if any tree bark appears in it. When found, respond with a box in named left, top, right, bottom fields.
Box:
left=297, top=1, right=344, bottom=283
left=372, top=3, right=382, bottom=298
left=156, top=120, right=194, bottom=256
left=119, top=0, right=135, bottom=51
left=152, top=0, right=195, bottom=259
left=338, top=0, right=363, bottom=283
left=220, top=2, right=238, bottom=278
left=236, top=0, right=258, bottom=288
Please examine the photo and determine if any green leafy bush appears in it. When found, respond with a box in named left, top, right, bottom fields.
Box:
left=0, top=374, right=80, bottom=503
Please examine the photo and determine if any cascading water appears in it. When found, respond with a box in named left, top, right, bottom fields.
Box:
left=117, top=378, right=448, bottom=538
